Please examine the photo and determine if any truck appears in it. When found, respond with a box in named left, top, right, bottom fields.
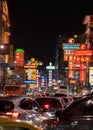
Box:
left=57, top=85, right=69, bottom=95
left=3, top=84, right=26, bottom=95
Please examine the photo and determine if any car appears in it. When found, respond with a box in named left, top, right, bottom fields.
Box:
left=43, top=92, right=93, bottom=130
left=54, top=93, right=74, bottom=108
left=35, top=97, right=64, bottom=119
left=0, top=116, right=41, bottom=130
left=0, top=95, right=47, bottom=129
left=0, top=99, right=15, bottom=118
left=0, top=95, right=41, bottom=118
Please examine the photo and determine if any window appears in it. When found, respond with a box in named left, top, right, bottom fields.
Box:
left=19, top=98, right=40, bottom=110
left=63, top=98, right=93, bottom=116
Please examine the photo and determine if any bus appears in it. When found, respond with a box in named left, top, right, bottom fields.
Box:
left=3, top=84, right=26, bottom=95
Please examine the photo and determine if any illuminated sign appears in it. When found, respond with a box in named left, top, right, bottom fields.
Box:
left=46, top=66, right=55, bottom=70
left=64, top=50, right=74, bottom=55
left=74, top=56, right=90, bottom=62
left=63, top=43, right=80, bottom=50
left=80, top=70, right=86, bottom=82
left=80, top=44, right=87, bottom=50
left=24, top=80, right=36, bottom=84
left=68, top=61, right=74, bottom=69
left=69, top=80, right=76, bottom=84
left=63, top=43, right=87, bottom=50
left=80, top=63, right=86, bottom=70
left=24, top=64, right=37, bottom=69
left=89, top=67, right=93, bottom=85
left=15, top=49, right=25, bottom=53
left=46, top=62, right=55, bottom=70
left=68, top=70, right=74, bottom=78
left=15, top=51, right=24, bottom=67
left=69, top=56, right=74, bottom=61
left=74, top=50, right=92, bottom=56
left=64, top=55, right=69, bottom=61
left=24, top=65, right=37, bottom=69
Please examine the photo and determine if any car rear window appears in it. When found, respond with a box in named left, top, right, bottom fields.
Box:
left=19, top=98, right=40, bottom=110
left=35, top=98, right=62, bottom=111
left=0, top=100, right=14, bottom=111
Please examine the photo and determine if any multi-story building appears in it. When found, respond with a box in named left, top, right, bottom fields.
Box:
left=0, top=0, right=12, bottom=63
left=0, top=0, right=13, bottom=88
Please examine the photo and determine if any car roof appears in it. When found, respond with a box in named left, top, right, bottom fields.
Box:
left=0, top=95, right=36, bottom=107
left=0, top=95, right=33, bottom=100
left=35, top=96, right=62, bottom=101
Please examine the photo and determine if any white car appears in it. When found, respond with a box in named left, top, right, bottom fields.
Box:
left=0, top=95, right=47, bottom=129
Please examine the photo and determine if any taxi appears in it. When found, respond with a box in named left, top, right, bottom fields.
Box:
left=0, top=116, right=42, bottom=130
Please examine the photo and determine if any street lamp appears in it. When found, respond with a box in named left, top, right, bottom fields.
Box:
left=0, top=44, right=10, bottom=55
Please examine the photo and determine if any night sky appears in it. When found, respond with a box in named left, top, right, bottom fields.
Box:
left=7, top=0, right=93, bottom=67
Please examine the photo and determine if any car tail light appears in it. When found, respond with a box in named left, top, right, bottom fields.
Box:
left=44, top=104, right=50, bottom=109
left=5, top=112, right=19, bottom=119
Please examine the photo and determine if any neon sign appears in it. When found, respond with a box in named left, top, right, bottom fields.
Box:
left=63, top=43, right=80, bottom=50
